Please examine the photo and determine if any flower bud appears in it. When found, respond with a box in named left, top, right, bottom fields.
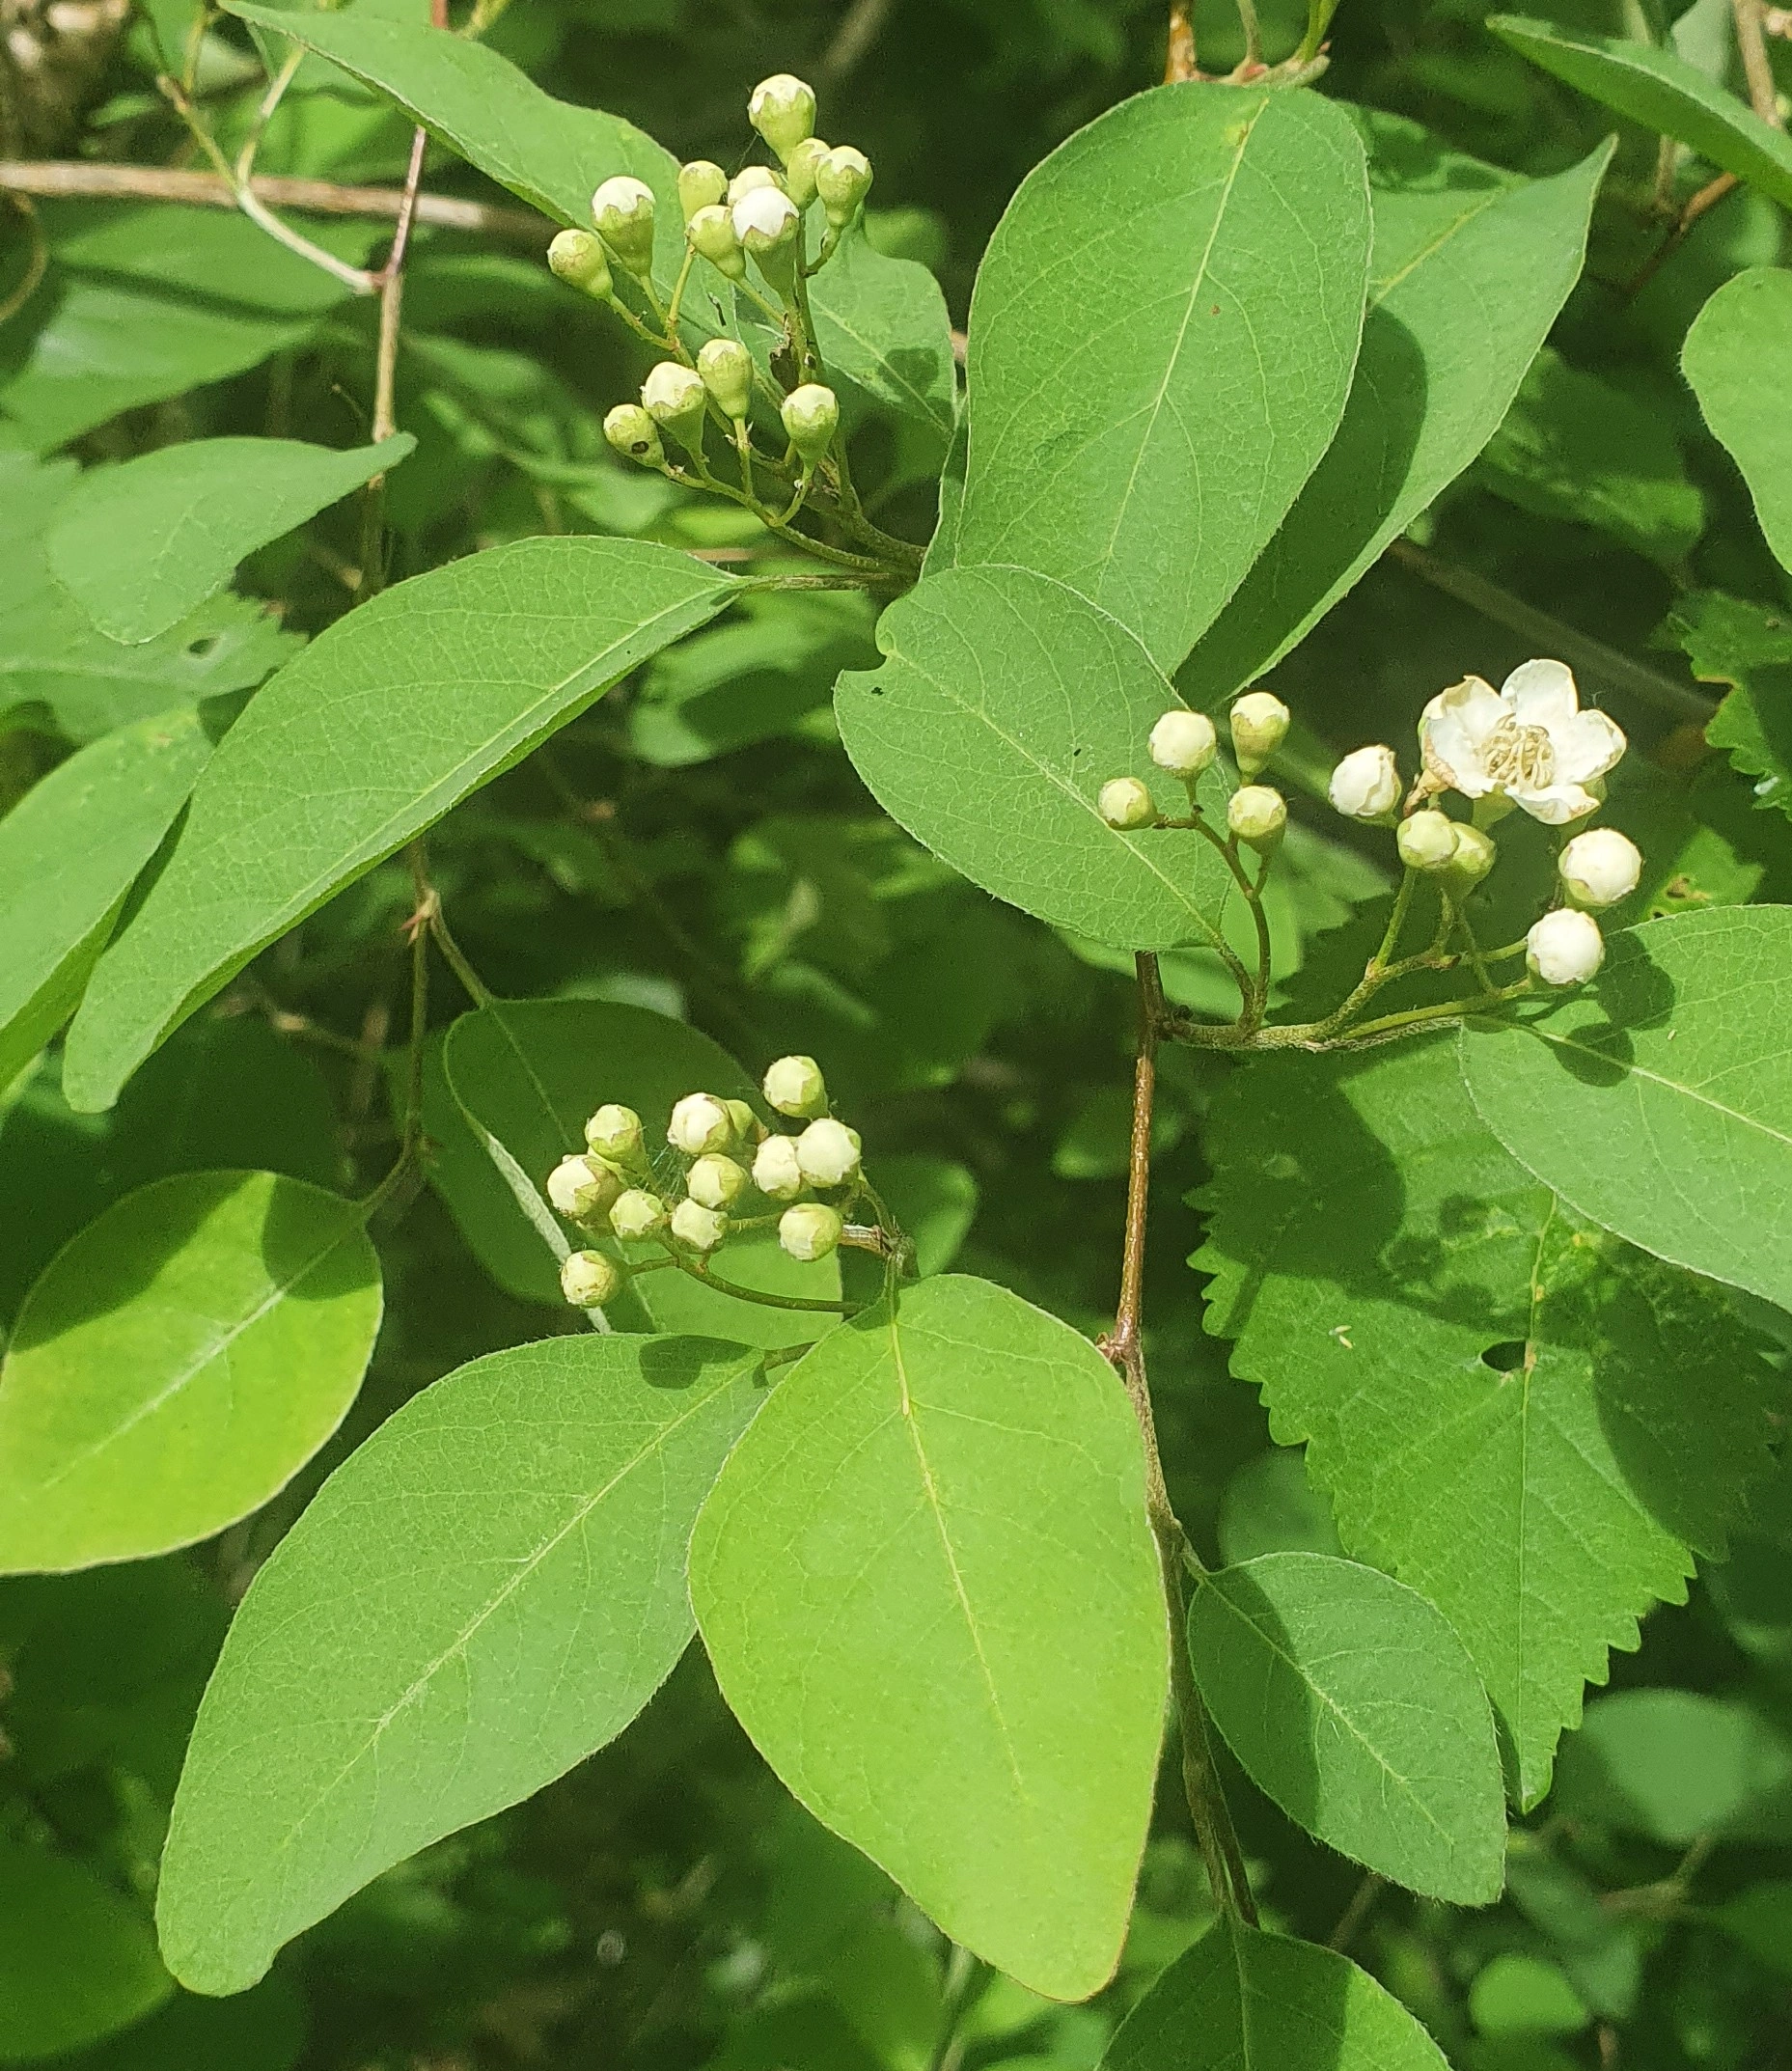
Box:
left=763, top=1053, right=827, bottom=1118
left=1229, top=691, right=1290, bottom=776
left=1396, top=809, right=1460, bottom=873
left=795, top=1117, right=861, bottom=1188
left=687, top=204, right=747, bottom=281
left=1447, top=823, right=1497, bottom=888
left=561, top=1248, right=623, bottom=1309
left=782, top=382, right=840, bottom=463
left=687, top=1153, right=749, bottom=1211
left=1227, top=785, right=1286, bottom=853
left=732, top=185, right=802, bottom=273
left=591, top=174, right=656, bottom=277
left=783, top=135, right=829, bottom=210
left=546, top=228, right=613, bottom=299
left=780, top=1201, right=843, bottom=1262
left=1527, top=907, right=1605, bottom=986
left=547, top=1153, right=621, bottom=1224
left=668, top=1091, right=734, bottom=1156
left=752, top=1133, right=806, bottom=1201
left=815, top=145, right=873, bottom=229
left=604, top=403, right=664, bottom=469
left=610, top=1188, right=668, bottom=1242
left=585, top=1103, right=644, bottom=1164
left=748, top=72, right=817, bottom=162
left=724, top=1098, right=762, bottom=1146
left=1328, top=744, right=1401, bottom=822
left=728, top=164, right=786, bottom=206
left=677, top=159, right=728, bottom=220
left=642, top=360, right=708, bottom=452
left=1098, top=777, right=1157, bottom=831
left=1558, top=827, right=1641, bottom=911
left=697, top=337, right=754, bottom=421
left=1149, top=708, right=1217, bottom=780
left=671, top=1197, right=729, bottom=1252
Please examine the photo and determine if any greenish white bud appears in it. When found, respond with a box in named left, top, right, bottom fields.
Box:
left=1149, top=708, right=1217, bottom=780
left=780, top=1201, right=843, bottom=1262
left=1227, top=784, right=1287, bottom=853
left=671, top=1197, right=729, bottom=1252
left=547, top=1153, right=621, bottom=1224
left=728, top=164, right=785, bottom=206
left=1328, top=744, right=1401, bottom=822
left=783, top=135, right=829, bottom=210
left=1526, top=907, right=1604, bottom=986
left=610, top=1188, right=668, bottom=1241
left=724, top=1098, right=762, bottom=1146
left=795, top=1117, right=861, bottom=1189
left=642, top=360, right=708, bottom=451
left=585, top=1103, right=644, bottom=1164
left=677, top=159, right=728, bottom=220
left=1098, top=777, right=1157, bottom=831
left=591, top=174, right=656, bottom=277
left=815, top=145, right=872, bottom=229
left=762, top=1053, right=827, bottom=1118
left=732, top=185, right=802, bottom=271
left=1229, top=691, right=1290, bottom=776
left=782, top=382, right=840, bottom=463
left=697, top=338, right=754, bottom=421
left=748, top=72, right=817, bottom=162
left=752, top=1133, right=806, bottom=1201
left=604, top=403, right=664, bottom=469
left=1396, top=809, right=1459, bottom=873
left=687, top=1153, right=749, bottom=1210
left=561, top=1248, right=622, bottom=1309
left=668, top=1091, right=733, bottom=1156
left=687, top=205, right=746, bottom=281
left=1558, top=827, right=1640, bottom=911
left=546, top=228, right=612, bottom=299
left=1447, top=823, right=1497, bottom=888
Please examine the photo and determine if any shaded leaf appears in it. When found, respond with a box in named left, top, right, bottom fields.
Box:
left=0, top=1839, right=170, bottom=2057
left=1554, top=1690, right=1792, bottom=1844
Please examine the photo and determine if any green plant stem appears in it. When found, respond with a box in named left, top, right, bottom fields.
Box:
left=1179, top=811, right=1267, bottom=1022
left=420, top=884, right=493, bottom=1007
left=664, top=244, right=698, bottom=333
left=673, top=1258, right=861, bottom=1315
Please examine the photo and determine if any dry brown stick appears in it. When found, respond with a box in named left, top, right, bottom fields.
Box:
left=1733, top=0, right=1786, bottom=125
left=1625, top=168, right=1739, bottom=297
left=1166, top=1, right=1199, bottom=80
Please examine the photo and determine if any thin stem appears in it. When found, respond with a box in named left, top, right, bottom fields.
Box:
left=1733, top=0, right=1786, bottom=124
left=1234, top=0, right=1264, bottom=67
left=1328, top=1872, right=1386, bottom=1954
left=234, top=44, right=302, bottom=186
left=0, top=195, right=47, bottom=327
left=674, top=1258, right=860, bottom=1315
left=356, top=123, right=427, bottom=598
left=1180, top=813, right=1264, bottom=1019
left=361, top=848, right=434, bottom=1220
left=1166, top=0, right=1199, bottom=78
left=1624, top=171, right=1738, bottom=296
left=664, top=243, right=698, bottom=334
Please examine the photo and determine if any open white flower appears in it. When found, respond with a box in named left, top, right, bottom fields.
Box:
left=1420, top=661, right=1624, bottom=825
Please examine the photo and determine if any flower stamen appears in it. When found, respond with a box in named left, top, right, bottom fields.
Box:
left=1480, top=716, right=1556, bottom=790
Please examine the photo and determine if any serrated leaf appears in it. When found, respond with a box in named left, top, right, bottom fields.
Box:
left=1183, top=119, right=1610, bottom=703
left=61, top=538, right=736, bottom=1112
left=155, top=1332, right=762, bottom=1995
left=1101, top=1917, right=1450, bottom=2069
left=690, top=1274, right=1167, bottom=2001
left=1683, top=268, right=1792, bottom=574
left=0, top=1171, right=382, bottom=1573
left=1460, top=908, right=1792, bottom=1312
left=47, top=436, right=414, bottom=646
left=1187, top=1552, right=1506, bottom=1902
left=0, top=1836, right=172, bottom=2058
left=950, top=84, right=1370, bottom=672
left=1655, top=590, right=1792, bottom=818
left=1195, top=1037, right=1782, bottom=1805
left=836, top=565, right=1235, bottom=952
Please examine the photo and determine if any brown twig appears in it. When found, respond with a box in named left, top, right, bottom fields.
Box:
left=1624, top=168, right=1739, bottom=297
left=1733, top=0, right=1786, bottom=124
left=821, top=0, right=894, bottom=80
left=1166, top=1, right=1199, bottom=80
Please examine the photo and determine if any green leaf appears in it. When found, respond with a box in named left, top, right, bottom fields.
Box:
left=155, top=1332, right=762, bottom=1996
left=1459, top=907, right=1792, bottom=1312
left=1470, top=1955, right=1590, bottom=2038
left=61, top=538, right=736, bottom=1111
left=0, top=708, right=211, bottom=1095
left=47, top=437, right=414, bottom=647
left=1683, top=268, right=1792, bottom=574
left=1554, top=1690, right=1792, bottom=1844
left=689, top=1274, right=1166, bottom=2002
left=803, top=223, right=956, bottom=478
left=1195, top=1037, right=1782, bottom=1806
left=1713, top=1880, right=1792, bottom=1978
left=1487, top=16, right=1792, bottom=211
left=440, top=997, right=841, bottom=1347
left=1217, top=1449, right=1343, bottom=1565
left=47, top=1978, right=308, bottom=2071
left=0, top=1837, right=172, bottom=2059
left=1187, top=1552, right=1506, bottom=1902
left=0, top=1171, right=382, bottom=1572
left=1101, top=1917, right=1449, bottom=2069
left=950, top=84, right=1370, bottom=673
left=1656, top=589, right=1792, bottom=818
left=1183, top=120, right=1611, bottom=703
left=835, top=565, right=1235, bottom=952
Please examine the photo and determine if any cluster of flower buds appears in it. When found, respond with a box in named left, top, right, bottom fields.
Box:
left=544, top=1056, right=868, bottom=1310
left=1327, top=659, right=1640, bottom=988
left=1097, top=692, right=1292, bottom=854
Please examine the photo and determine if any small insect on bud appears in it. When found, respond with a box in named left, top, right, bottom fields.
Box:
left=671, top=1198, right=729, bottom=1252
left=763, top=1053, right=827, bottom=1118
left=687, top=1153, right=749, bottom=1211
left=687, top=204, right=747, bottom=281
left=642, top=360, right=708, bottom=453
left=748, top=71, right=817, bottom=162
left=1098, top=777, right=1157, bottom=831
left=815, top=145, right=873, bottom=229
left=732, top=186, right=802, bottom=277
left=1229, top=692, right=1291, bottom=777
left=697, top=338, right=754, bottom=422
left=1328, top=744, right=1401, bottom=822
left=604, top=403, right=664, bottom=470
left=585, top=1103, right=644, bottom=1165
left=1149, top=708, right=1217, bottom=781
left=1396, top=809, right=1460, bottom=873
left=783, top=135, right=829, bottom=210
left=561, top=1248, right=623, bottom=1310
left=752, top=1133, right=807, bottom=1201
left=668, top=1092, right=734, bottom=1157
left=1558, top=827, right=1641, bottom=911
left=610, top=1189, right=668, bottom=1242
left=1527, top=907, right=1605, bottom=986
left=546, top=228, right=613, bottom=300
left=780, top=1201, right=843, bottom=1262
left=782, top=383, right=840, bottom=464
left=1227, top=785, right=1287, bottom=853
left=547, top=1154, right=622, bottom=1224
left=1447, top=823, right=1497, bottom=888
left=795, top=1118, right=862, bottom=1189
left=677, top=159, right=728, bottom=221
left=591, top=174, right=657, bottom=278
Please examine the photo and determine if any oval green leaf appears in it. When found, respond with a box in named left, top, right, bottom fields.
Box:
left=1188, top=1552, right=1506, bottom=1902
left=690, top=1273, right=1167, bottom=2002
left=0, top=1836, right=172, bottom=2059
left=1683, top=268, right=1792, bottom=576
left=156, top=1332, right=764, bottom=1996
left=0, top=1171, right=382, bottom=1572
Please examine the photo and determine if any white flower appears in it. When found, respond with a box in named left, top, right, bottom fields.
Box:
left=731, top=185, right=800, bottom=251
left=641, top=361, right=705, bottom=425
left=1149, top=709, right=1218, bottom=779
left=1527, top=907, right=1605, bottom=986
left=1227, top=785, right=1286, bottom=851
left=1229, top=691, right=1289, bottom=774
left=763, top=1054, right=826, bottom=1118
left=592, top=175, right=654, bottom=225
left=546, top=1154, right=620, bottom=1223
left=1558, top=828, right=1641, bottom=910
left=728, top=164, right=785, bottom=206
left=795, top=1118, right=861, bottom=1188
left=610, top=1189, right=667, bottom=1241
left=1098, top=777, right=1156, bottom=830
left=561, top=1249, right=621, bottom=1308
left=752, top=1134, right=806, bottom=1201
left=780, top=1202, right=842, bottom=1262
left=585, top=1104, right=643, bottom=1163
left=687, top=1154, right=748, bottom=1210
left=1328, top=744, right=1400, bottom=820
left=1396, top=809, right=1458, bottom=872
left=668, top=1092, right=733, bottom=1156
left=1420, top=661, right=1625, bottom=825
left=671, top=1198, right=729, bottom=1251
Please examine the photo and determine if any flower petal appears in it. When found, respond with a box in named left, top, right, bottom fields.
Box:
left=1552, top=707, right=1627, bottom=785
left=1420, top=677, right=1503, bottom=795
left=1503, top=658, right=1580, bottom=730
left=1513, top=780, right=1601, bottom=825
